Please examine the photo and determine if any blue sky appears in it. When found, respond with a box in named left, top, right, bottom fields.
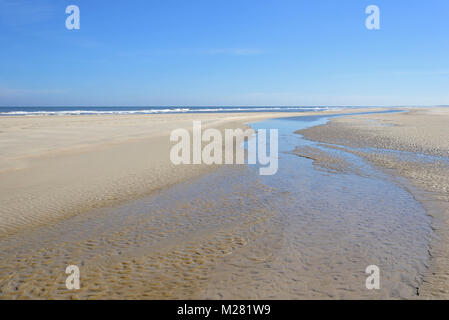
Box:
left=0, top=0, right=448, bottom=106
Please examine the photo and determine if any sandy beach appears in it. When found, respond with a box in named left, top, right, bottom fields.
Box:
left=0, top=108, right=385, bottom=238
left=1, top=107, right=448, bottom=299
left=2, top=0, right=447, bottom=307
left=298, top=107, right=449, bottom=298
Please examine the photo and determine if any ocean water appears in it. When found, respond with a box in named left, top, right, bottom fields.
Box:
left=0, top=106, right=345, bottom=116
left=0, top=110, right=432, bottom=299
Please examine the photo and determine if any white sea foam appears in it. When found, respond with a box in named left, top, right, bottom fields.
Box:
left=0, top=107, right=343, bottom=116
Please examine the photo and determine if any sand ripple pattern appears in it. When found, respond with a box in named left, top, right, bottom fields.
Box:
left=0, top=167, right=285, bottom=299
left=0, top=113, right=437, bottom=299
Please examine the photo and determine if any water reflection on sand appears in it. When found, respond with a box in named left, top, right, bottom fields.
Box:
left=0, top=113, right=431, bottom=299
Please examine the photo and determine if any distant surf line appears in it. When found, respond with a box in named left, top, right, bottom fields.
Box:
left=0, top=106, right=344, bottom=116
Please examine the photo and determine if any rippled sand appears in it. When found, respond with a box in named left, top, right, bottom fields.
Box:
left=0, top=110, right=381, bottom=238
left=0, top=110, right=436, bottom=299
left=298, top=108, right=449, bottom=298
left=0, top=162, right=431, bottom=299
left=0, top=167, right=279, bottom=299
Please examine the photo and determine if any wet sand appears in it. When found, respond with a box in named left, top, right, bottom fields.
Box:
left=298, top=108, right=449, bottom=298
left=1, top=107, right=444, bottom=299
left=0, top=109, right=383, bottom=238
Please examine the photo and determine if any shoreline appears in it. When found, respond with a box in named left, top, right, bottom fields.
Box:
left=0, top=108, right=387, bottom=238
left=1, top=107, right=412, bottom=299
left=0, top=107, right=446, bottom=299
left=297, top=107, right=449, bottom=298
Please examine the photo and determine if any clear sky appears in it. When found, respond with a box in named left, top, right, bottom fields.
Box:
left=0, top=0, right=448, bottom=106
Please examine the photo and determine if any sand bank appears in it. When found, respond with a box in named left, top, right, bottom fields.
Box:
left=3, top=107, right=414, bottom=299
left=298, top=107, right=449, bottom=298
left=0, top=109, right=385, bottom=238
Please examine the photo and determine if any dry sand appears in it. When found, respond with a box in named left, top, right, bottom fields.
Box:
left=298, top=107, right=449, bottom=298
left=0, top=112, right=266, bottom=238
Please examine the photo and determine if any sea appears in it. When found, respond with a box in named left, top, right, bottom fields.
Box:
left=0, top=106, right=347, bottom=116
